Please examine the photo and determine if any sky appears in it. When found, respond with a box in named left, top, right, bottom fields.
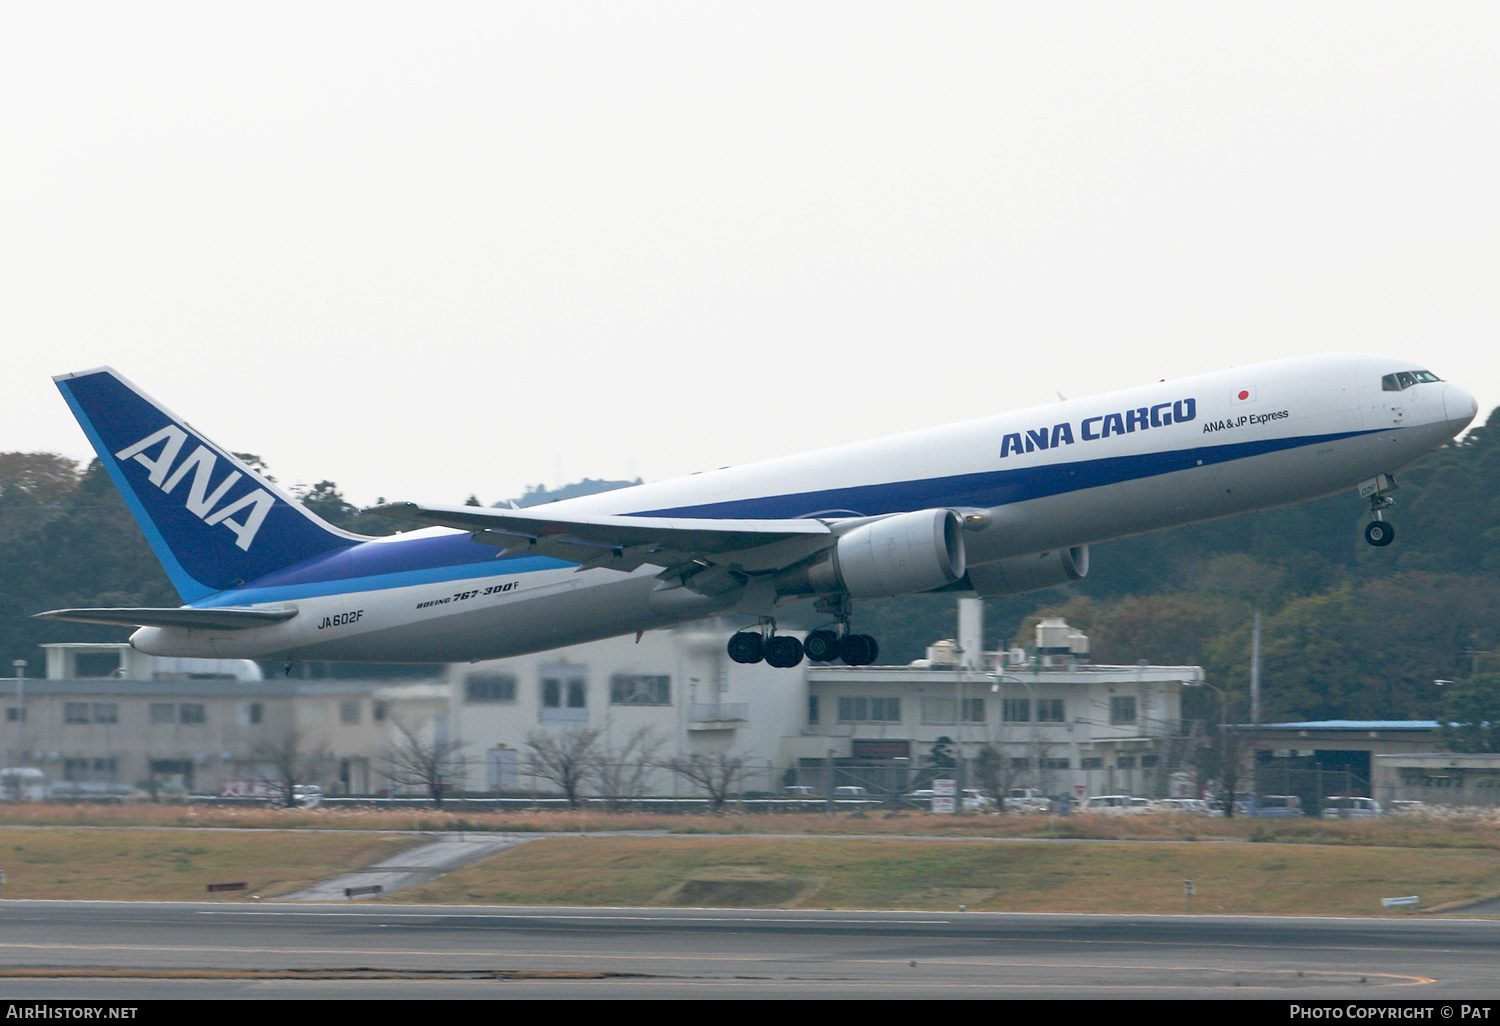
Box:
left=4, top=3, right=1498, bottom=508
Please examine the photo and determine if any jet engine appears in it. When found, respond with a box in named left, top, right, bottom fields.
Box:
left=965, top=546, right=1089, bottom=597
left=784, top=508, right=967, bottom=599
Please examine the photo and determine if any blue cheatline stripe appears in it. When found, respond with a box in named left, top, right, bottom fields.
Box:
left=631, top=428, right=1384, bottom=520
left=58, top=383, right=214, bottom=603
left=192, top=554, right=574, bottom=608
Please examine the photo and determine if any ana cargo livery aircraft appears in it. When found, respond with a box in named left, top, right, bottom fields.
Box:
left=37, top=356, right=1477, bottom=669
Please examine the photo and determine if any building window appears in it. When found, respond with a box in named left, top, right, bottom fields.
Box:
left=1116, top=755, right=1136, bottom=769
left=1140, top=755, right=1158, bottom=768
left=1109, top=696, right=1137, bottom=725
left=808, top=695, right=819, bottom=725
left=150, top=703, right=175, bottom=725
left=1041, top=757, right=1071, bottom=770
left=465, top=673, right=517, bottom=704
left=373, top=701, right=387, bottom=722
left=68, top=702, right=117, bottom=724
left=1002, top=698, right=1030, bottom=723
left=238, top=702, right=263, bottom=726
left=838, top=697, right=900, bottom=723
left=5, top=708, right=24, bottom=722
left=962, top=698, right=985, bottom=723
left=610, top=674, right=670, bottom=705
left=1010, top=757, right=1030, bottom=770
left=1080, top=757, right=1104, bottom=769
left=178, top=703, right=206, bottom=725
left=1037, top=699, right=1066, bottom=722
left=340, top=700, right=360, bottom=725
left=540, top=665, right=588, bottom=724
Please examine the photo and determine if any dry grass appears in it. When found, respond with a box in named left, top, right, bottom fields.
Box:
left=3, top=803, right=1500, bottom=850
left=0, top=828, right=419, bottom=900
left=389, top=834, right=1500, bottom=916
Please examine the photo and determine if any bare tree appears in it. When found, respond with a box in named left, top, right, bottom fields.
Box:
left=589, top=727, right=667, bottom=808
left=383, top=717, right=469, bottom=806
left=524, top=727, right=602, bottom=806
left=252, top=727, right=330, bottom=808
left=667, top=751, right=745, bottom=812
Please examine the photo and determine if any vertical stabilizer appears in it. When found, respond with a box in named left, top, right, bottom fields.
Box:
left=54, top=368, right=362, bottom=603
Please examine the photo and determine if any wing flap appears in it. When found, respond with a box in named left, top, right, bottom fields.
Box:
left=32, top=606, right=299, bottom=631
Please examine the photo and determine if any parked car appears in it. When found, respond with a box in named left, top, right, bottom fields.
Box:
left=1321, top=796, right=1382, bottom=819
left=833, top=785, right=869, bottom=798
left=291, top=785, right=324, bottom=808
left=1003, top=787, right=1053, bottom=813
left=1150, top=798, right=1215, bottom=816
left=1080, top=794, right=1150, bottom=815
left=900, top=787, right=996, bottom=812
left=1245, top=795, right=1303, bottom=818
left=0, top=767, right=47, bottom=802
left=783, top=785, right=816, bottom=796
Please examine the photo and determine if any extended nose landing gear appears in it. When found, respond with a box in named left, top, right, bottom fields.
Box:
left=1360, top=474, right=1398, bottom=547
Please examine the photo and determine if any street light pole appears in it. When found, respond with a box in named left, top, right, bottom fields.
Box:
left=12, top=659, right=27, bottom=768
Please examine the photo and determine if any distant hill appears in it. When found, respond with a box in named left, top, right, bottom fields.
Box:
left=506, top=478, right=642, bottom=508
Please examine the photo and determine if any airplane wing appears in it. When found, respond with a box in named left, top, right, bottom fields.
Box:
left=32, top=606, right=299, bottom=631
left=366, top=501, right=838, bottom=575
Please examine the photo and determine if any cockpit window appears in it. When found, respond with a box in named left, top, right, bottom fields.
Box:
left=1382, top=370, right=1442, bottom=392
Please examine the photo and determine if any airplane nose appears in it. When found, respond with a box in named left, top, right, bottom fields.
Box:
left=1443, top=384, right=1479, bottom=431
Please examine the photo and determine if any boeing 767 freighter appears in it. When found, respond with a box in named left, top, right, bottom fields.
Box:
left=36, top=355, right=1477, bottom=668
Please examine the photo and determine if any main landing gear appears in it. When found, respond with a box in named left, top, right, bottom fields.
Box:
left=727, top=625, right=880, bottom=668
left=1361, top=473, right=1398, bottom=548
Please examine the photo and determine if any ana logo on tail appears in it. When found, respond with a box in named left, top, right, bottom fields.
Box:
left=114, top=426, right=275, bottom=551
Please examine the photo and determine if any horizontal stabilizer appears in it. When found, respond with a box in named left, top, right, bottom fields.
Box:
left=32, top=606, right=299, bottom=631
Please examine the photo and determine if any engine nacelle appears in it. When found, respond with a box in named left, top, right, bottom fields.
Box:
left=965, top=546, right=1089, bottom=597
left=794, top=508, right=967, bottom=599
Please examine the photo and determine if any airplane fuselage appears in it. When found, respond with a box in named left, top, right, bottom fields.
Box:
left=117, top=353, right=1475, bottom=664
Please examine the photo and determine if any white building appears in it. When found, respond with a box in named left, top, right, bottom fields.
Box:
left=450, top=607, right=1205, bottom=801
left=2, top=642, right=449, bottom=796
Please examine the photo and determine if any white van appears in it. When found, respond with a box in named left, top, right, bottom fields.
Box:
left=0, top=767, right=47, bottom=802
left=1321, top=796, right=1382, bottom=819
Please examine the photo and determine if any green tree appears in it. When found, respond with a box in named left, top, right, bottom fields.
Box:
left=1439, top=674, right=1500, bottom=753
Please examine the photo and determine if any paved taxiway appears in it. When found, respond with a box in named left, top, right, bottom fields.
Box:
left=2, top=900, right=1498, bottom=998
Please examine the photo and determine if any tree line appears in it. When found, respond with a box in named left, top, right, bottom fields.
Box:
left=6, top=409, right=1500, bottom=735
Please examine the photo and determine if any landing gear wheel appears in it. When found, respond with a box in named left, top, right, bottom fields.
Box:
left=764, top=634, right=805, bottom=668
left=1364, top=520, right=1395, bottom=547
left=839, top=633, right=879, bottom=666
left=804, top=630, right=841, bottom=663
left=727, top=631, right=765, bottom=664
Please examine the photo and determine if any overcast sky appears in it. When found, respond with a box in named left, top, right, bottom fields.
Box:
left=4, top=3, right=1497, bottom=507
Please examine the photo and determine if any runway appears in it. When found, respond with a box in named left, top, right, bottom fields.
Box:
left=2, top=900, right=1498, bottom=999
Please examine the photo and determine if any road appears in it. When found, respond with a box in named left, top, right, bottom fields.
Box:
left=2, top=900, right=1498, bottom=999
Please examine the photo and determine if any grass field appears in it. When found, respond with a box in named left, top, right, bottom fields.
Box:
left=4, top=805, right=1500, bottom=914
left=385, top=834, right=1500, bottom=916
left=6, top=802, right=1500, bottom=848
left=0, top=828, right=419, bottom=901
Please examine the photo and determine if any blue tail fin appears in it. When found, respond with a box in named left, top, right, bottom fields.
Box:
left=55, top=367, right=362, bottom=603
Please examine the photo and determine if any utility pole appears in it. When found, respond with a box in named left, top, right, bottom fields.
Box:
left=1250, top=614, right=1261, bottom=726
left=11, top=660, right=25, bottom=768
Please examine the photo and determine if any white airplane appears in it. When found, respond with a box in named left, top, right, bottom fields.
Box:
left=37, top=355, right=1477, bottom=668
